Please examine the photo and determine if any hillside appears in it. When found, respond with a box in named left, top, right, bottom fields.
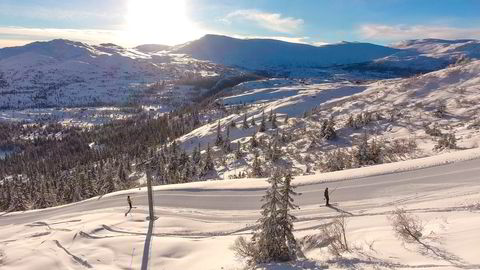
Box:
left=176, top=60, right=480, bottom=179
left=0, top=39, right=227, bottom=110
left=370, top=39, right=480, bottom=72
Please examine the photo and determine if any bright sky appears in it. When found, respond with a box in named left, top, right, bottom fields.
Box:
left=0, top=0, right=479, bottom=48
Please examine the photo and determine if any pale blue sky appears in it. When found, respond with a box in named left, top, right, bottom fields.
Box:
left=0, top=0, right=479, bottom=47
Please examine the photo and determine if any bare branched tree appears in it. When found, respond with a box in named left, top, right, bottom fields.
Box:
left=321, top=215, right=350, bottom=256
left=389, top=208, right=424, bottom=244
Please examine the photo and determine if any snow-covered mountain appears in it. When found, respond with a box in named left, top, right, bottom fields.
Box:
left=1, top=36, right=479, bottom=111
left=174, top=35, right=480, bottom=74
left=174, top=34, right=400, bottom=70
left=370, top=39, right=480, bottom=71
left=0, top=39, right=224, bottom=109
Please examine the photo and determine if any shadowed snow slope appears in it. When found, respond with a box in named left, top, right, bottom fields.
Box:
left=174, top=34, right=400, bottom=69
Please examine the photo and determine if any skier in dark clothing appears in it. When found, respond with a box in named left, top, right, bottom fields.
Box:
left=127, top=195, right=132, bottom=210
left=324, top=187, right=330, bottom=206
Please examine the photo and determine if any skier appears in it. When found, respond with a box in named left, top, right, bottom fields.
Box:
left=127, top=195, right=132, bottom=210
left=324, top=187, right=330, bottom=206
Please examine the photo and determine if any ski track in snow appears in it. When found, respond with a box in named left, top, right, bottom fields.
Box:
left=1, top=152, right=480, bottom=269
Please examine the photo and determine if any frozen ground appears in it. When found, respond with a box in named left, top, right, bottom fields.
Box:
left=1, top=150, right=479, bottom=269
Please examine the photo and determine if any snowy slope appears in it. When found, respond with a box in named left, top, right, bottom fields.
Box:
left=1, top=152, right=479, bottom=269
left=134, top=44, right=171, bottom=54
left=393, top=38, right=480, bottom=57
left=372, top=39, right=480, bottom=71
left=176, top=60, right=480, bottom=179
left=174, top=34, right=400, bottom=70
left=0, top=39, right=224, bottom=109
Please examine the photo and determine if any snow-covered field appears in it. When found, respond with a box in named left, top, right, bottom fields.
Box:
left=1, top=150, right=479, bottom=269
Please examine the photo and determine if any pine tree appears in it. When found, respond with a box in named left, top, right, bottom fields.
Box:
left=235, top=142, right=243, bottom=159
left=354, top=114, right=363, bottom=129
left=192, top=143, right=201, bottom=164
left=354, top=132, right=381, bottom=166
left=252, top=171, right=285, bottom=262
left=271, top=112, right=277, bottom=129
left=250, top=132, right=258, bottom=148
left=36, top=181, right=56, bottom=209
left=242, top=114, right=249, bottom=129
left=81, top=172, right=96, bottom=198
left=251, top=151, right=263, bottom=177
left=101, top=174, right=116, bottom=195
left=215, top=121, right=223, bottom=146
left=323, top=117, right=337, bottom=140
left=9, top=180, right=28, bottom=211
left=202, top=144, right=215, bottom=176
left=270, top=141, right=281, bottom=162
left=284, top=114, right=289, bottom=124
left=118, top=163, right=128, bottom=187
left=354, top=132, right=370, bottom=166
left=320, top=119, right=328, bottom=137
left=1, top=181, right=11, bottom=210
left=346, top=114, right=355, bottom=128
left=259, top=111, right=267, bottom=132
left=278, top=172, right=302, bottom=260
left=250, top=116, right=256, bottom=126
left=225, top=125, right=231, bottom=152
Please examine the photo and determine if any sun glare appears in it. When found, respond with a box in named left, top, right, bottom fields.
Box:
left=125, top=0, right=203, bottom=45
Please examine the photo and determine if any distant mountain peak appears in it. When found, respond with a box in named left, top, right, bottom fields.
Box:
left=134, top=44, right=170, bottom=53
left=174, top=34, right=399, bottom=69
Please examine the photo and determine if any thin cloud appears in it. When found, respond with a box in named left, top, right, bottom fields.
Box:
left=359, top=24, right=480, bottom=41
left=0, top=26, right=123, bottom=48
left=224, top=9, right=304, bottom=34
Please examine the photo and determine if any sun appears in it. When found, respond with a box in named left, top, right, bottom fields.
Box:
left=125, top=0, right=203, bottom=45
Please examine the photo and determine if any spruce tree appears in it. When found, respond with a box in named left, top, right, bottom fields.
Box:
left=202, top=144, right=215, bottom=176
left=250, top=132, right=258, bottom=148
left=278, top=172, right=302, bottom=260
left=118, top=163, right=128, bottom=187
left=251, top=151, right=263, bottom=177
left=242, top=114, right=249, bottom=129
left=346, top=114, right=355, bottom=128
left=250, top=116, right=256, bottom=127
left=354, top=114, right=363, bottom=129
left=252, top=171, right=285, bottom=262
left=323, top=117, right=337, bottom=140
left=215, top=121, right=223, bottom=146
left=36, top=181, right=56, bottom=209
left=259, top=111, right=267, bottom=132
left=192, top=143, right=201, bottom=164
left=225, top=125, right=231, bottom=152
left=235, top=142, right=243, bottom=159
left=9, top=180, right=28, bottom=211
left=271, top=112, right=277, bottom=129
